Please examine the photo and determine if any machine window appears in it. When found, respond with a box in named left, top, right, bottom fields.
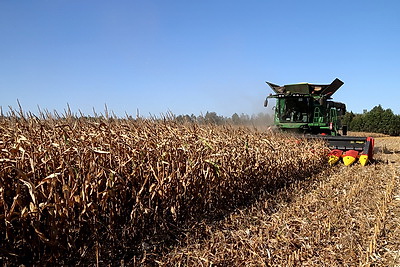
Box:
left=279, top=98, right=309, bottom=123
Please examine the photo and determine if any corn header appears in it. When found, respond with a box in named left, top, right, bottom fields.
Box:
left=264, top=78, right=374, bottom=166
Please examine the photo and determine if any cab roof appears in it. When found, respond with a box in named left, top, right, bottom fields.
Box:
left=266, top=78, right=344, bottom=96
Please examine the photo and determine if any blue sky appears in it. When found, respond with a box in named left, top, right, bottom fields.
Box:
left=1, top=1, right=399, bottom=117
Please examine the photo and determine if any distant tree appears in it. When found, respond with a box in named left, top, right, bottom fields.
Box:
left=347, top=105, right=400, bottom=136
left=341, top=111, right=355, bottom=129
left=365, top=105, right=384, bottom=132
left=197, top=114, right=205, bottom=124
left=392, top=115, right=400, bottom=136
left=350, top=114, right=365, bottom=132
left=239, top=113, right=250, bottom=124
left=382, top=108, right=400, bottom=136
left=231, top=113, right=240, bottom=124
left=204, top=112, right=223, bottom=125
left=175, top=114, right=194, bottom=123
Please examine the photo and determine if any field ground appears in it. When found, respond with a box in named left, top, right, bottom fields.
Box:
left=156, top=137, right=400, bottom=266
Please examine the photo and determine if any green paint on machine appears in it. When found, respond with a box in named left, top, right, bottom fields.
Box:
left=264, top=78, right=374, bottom=166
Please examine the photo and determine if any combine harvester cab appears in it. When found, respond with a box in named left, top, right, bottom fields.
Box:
left=264, top=78, right=374, bottom=166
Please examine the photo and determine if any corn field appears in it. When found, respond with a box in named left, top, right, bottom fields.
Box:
left=0, top=112, right=327, bottom=265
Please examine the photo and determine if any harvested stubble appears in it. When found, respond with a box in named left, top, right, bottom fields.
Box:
left=0, top=114, right=327, bottom=264
left=347, top=131, right=390, bottom=138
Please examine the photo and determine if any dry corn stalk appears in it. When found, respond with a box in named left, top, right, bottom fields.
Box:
left=0, top=112, right=327, bottom=264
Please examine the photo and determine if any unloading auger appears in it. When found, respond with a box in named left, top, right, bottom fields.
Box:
left=264, top=78, right=374, bottom=166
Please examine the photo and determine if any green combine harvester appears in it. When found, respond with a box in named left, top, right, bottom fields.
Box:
left=264, top=78, right=374, bottom=166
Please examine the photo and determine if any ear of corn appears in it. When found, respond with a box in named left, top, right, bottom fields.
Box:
left=0, top=113, right=327, bottom=264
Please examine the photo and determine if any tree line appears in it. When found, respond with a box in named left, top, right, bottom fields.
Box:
left=174, top=112, right=273, bottom=126
left=342, top=105, right=400, bottom=136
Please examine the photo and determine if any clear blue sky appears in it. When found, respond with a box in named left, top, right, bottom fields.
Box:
left=1, top=0, right=399, bottom=117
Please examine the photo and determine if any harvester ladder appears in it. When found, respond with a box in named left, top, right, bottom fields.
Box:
left=313, top=107, right=323, bottom=123
left=329, top=108, right=338, bottom=132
